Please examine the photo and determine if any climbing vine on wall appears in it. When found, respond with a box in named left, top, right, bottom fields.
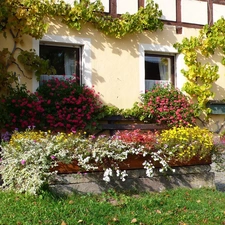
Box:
left=0, top=0, right=163, bottom=93
left=174, top=18, right=225, bottom=120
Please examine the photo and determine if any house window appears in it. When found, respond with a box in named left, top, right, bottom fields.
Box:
left=145, top=54, right=174, bottom=90
left=39, top=44, right=81, bottom=84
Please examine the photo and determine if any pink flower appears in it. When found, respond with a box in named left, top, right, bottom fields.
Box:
left=50, top=155, right=56, bottom=160
left=21, top=159, right=26, bottom=165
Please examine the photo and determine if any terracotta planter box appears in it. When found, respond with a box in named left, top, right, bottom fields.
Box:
left=52, top=154, right=212, bottom=174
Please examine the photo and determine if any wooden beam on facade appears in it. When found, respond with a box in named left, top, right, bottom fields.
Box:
left=109, top=0, right=117, bottom=17
left=207, top=0, right=213, bottom=26
left=176, top=0, right=182, bottom=34
left=138, top=0, right=144, bottom=8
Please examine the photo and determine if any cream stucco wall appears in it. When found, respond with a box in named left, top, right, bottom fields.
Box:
left=31, top=19, right=204, bottom=109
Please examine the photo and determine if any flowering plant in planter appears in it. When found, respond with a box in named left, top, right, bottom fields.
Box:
left=0, top=126, right=216, bottom=195
left=139, top=84, right=196, bottom=127
left=0, top=129, right=75, bottom=195
left=157, top=126, right=215, bottom=162
left=0, top=129, right=170, bottom=194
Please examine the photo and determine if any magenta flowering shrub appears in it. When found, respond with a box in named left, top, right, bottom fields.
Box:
left=140, top=84, right=196, bottom=127
left=0, top=83, right=44, bottom=132
left=0, top=78, right=104, bottom=133
left=36, top=78, right=103, bottom=132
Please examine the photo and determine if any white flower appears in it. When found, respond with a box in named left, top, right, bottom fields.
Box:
left=103, top=168, right=113, bottom=182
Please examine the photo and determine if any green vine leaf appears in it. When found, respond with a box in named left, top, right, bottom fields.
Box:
left=174, top=18, right=225, bottom=120
left=17, top=50, right=56, bottom=80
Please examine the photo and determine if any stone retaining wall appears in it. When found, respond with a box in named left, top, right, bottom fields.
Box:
left=49, top=165, right=215, bottom=194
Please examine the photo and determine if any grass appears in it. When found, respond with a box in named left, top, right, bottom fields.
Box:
left=0, top=188, right=225, bottom=225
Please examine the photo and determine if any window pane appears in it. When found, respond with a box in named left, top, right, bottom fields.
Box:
left=40, top=45, right=79, bottom=76
left=39, top=45, right=80, bottom=85
left=145, top=54, right=174, bottom=90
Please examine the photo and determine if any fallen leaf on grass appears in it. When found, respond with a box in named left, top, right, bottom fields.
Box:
left=156, top=209, right=161, bottom=214
left=131, top=218, right=137, bottom=223
left=108, top=198, right=119, bottom=206
left=78, top=220, right=83, bottom=223
left=61, top=221, right=67, bottom=225
left=113, top=217, right=119, bottom=222
left=196, top=200, right=201, bottom=203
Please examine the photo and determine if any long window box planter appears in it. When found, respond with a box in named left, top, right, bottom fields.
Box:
left=49, top=154, right=214, bottom=194
left=52, top=154, right=212, bottom=174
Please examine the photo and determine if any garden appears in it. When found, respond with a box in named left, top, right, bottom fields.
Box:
left=0, top=77, right=224, bottom=195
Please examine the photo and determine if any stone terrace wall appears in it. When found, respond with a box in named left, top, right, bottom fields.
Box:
left=49, top=165, right=215, bottom=194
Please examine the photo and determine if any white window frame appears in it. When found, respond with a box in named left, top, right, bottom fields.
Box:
left=32, top=34, right=92, bottom=91
left=139, top=43, right=183, bottom=93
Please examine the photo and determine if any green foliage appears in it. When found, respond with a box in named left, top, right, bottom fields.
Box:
left=17, top=50, right=56, bottom=80
left=54, top=0, right=163, bottom=38
left=0, top=0, right=163, bottom=40
left=100, top=105, right=124, bottom=117
left=174, top=18, right=225, bottom=118
left=0, top=0, right=50, bottom=39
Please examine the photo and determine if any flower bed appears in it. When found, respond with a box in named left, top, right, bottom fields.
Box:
left=0, top=126, right=218, bottom=195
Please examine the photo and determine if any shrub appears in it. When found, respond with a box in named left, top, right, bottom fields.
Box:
left=35, top=77, right=104, bottom=132
left=140, top=84, right=196, bottom=127
left=101, top=85, right=197, bottom=127
left=0, top=78, right=104, bottom=133
left=0, top=83, right=44, bottom=132
left=118, top=84, right=196, bottom=127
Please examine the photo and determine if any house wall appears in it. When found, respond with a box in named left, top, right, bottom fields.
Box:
left=2, top=0, right=225, bottom=132
left=32, top=21, right=201, bottom=109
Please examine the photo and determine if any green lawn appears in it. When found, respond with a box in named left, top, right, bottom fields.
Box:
left=0, top=188, right=225, bottom=225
